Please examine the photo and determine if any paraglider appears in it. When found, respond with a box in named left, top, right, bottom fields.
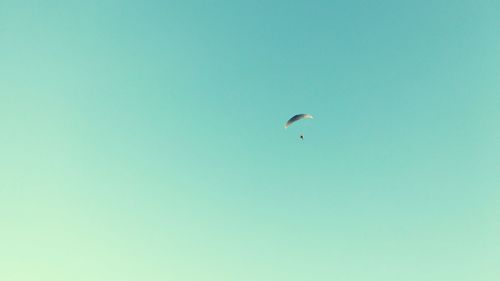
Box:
left=284, top=114, right=313, bottom=129
left=285, top=114, right=313, bottom=140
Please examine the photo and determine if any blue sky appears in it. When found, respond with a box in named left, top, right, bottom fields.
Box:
left=1, top=1, right=500, bottom=280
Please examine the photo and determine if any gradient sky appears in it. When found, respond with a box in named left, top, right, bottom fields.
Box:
left=1, top=1, right=500, bottom=280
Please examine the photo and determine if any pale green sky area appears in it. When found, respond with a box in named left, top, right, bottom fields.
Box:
left=1, top=1, right=500, bottom=280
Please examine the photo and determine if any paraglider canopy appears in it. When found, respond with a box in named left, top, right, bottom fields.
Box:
left=284, top=114, right=313, bottom=129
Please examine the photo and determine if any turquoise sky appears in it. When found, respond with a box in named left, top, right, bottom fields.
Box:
left=1, top=1, right=499, bottom=280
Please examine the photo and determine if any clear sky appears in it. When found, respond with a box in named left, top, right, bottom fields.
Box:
left=1, top=1, right=499, bottom=280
